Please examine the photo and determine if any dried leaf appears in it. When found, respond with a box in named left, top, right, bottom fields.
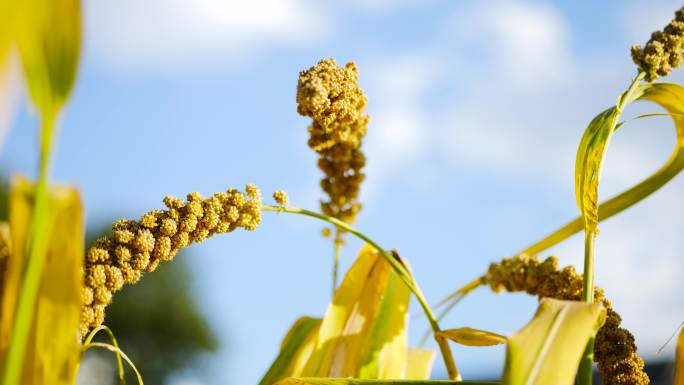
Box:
left=438, top=327, right=506, bottom=347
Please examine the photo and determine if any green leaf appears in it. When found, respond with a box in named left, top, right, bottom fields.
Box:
left=503, top=298, right=606, bottom=385
left=276, top=379, right=499, bottom=385
left=437, top=327, right=506, bottom=347
left=259, top=317, right=322, bottom=385
left=574, top=78, right=647, bottom=232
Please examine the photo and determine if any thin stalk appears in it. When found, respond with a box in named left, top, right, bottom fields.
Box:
left=2, top=110, right=57, bottom=385
left=578, top=230, right=596, bottom=385
left=262, top=204, right=461, bottom=380
left=77, top=326, right=125, bottom=385
left=332, top=230, right=343, bottom=297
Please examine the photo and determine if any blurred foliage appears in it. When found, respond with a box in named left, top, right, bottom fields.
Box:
left=87, top=225, right=218, bottom=384
left=0, top=176, right=8, bottom=220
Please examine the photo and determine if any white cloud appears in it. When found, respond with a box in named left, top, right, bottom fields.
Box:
left=85, top=0, right=326, bottom=70
left=362, top=55, right=441, bottom=197
left=446, top=0, right=574, bottom=87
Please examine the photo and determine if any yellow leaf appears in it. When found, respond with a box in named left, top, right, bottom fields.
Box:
left=302, top=244, right=402, bottom=378
left=358, top=265, right=411, bottom=379
left=405, top=349, right=436, bottom=380
left=675, top=326, right=684, bottom=385
left=438, top=327, right=506, bottom=347
left=0, top=175, right=84, bottom=384
left=14, top=0, right=81, bottom=115
left=260, top=316, right=322, bottom=385
left=503, top=298, right=606, bottom=385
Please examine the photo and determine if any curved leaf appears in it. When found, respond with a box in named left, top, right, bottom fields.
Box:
left=503, top=298, right=606, bottom=385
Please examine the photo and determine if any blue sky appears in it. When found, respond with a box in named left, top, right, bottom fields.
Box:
left=2, top=0, right=684, bottom=383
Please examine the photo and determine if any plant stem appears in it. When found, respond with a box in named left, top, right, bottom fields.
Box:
left=332, top=230, right=343, bottom=297
left=262, top=204, right=461, bottom=380
left=578, top=230, right=596, bottom=385
left=3, top=110, right=57, bottom=385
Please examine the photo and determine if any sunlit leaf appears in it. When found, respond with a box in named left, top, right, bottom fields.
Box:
left=503, top=298, right=606, bottom=385
left=358, top=263, right=411, bottom=379
left=275, top=379, right=499, bottom=385
left=0, top=175, right=84, bottom=384
left=14, top=0, right=81, bottom=115
left=405, top=349, right=435, bottom=380
left=574, top=79, right=647, bottom=232
left=675, top=325, right=684, bottom=385
left=438, top=327, right=506, bottom=347
left=301, top=244, right=420, bottom=379
left=260, top=317, right=322, bottom=385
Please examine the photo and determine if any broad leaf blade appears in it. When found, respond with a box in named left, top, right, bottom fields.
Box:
left=358, top=265, right=411, bottom=379
left=302, top=245, right=392, bottom=377
left=260, top=316, right=322, bottom=385
left=575, top=107, right=620, bottom=231
left=0, top=175, right=84, bottom=384
left=438, top=327, right=506, bottom=347
left=302, top=244, right=418, bottom=379
left=503, top=298, right=606, bottom=385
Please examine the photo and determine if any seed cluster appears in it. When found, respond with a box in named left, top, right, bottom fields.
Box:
left=484, top=254, right=649, bottom=385
left=81, top=185, right=263, bottom=336
left=296, top=58, right=369, bottom=225
left=631, top=7, right=684, bottom=82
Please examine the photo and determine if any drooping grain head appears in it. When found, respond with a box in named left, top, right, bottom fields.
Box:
left=81, top=185, right=265, bottom=336
left=484, top=254, right=649, bottom=385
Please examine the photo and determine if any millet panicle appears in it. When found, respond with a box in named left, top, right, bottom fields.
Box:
left=632, top=7, right=684, bottom=81
left=484, top=254, right=649, bottom=385
left=81, top=185, right=266, bottom=336
left=297, top=58, right=369, bottom=226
